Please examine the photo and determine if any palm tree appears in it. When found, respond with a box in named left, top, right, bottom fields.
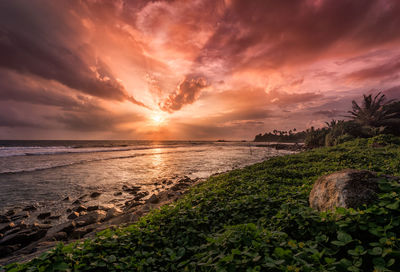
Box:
left=347, top=92, right=397, bottom=127
left=325, top=120, right=338, bottom=128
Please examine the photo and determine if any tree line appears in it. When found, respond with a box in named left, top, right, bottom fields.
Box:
left=254, top=92, right=400, bottom=148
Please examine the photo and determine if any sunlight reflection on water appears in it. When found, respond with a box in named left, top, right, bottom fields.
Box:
left=0, top=142, right=295, bottom=217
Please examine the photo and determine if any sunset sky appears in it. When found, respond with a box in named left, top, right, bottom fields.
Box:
left=1, top=0, right=400, bottom=140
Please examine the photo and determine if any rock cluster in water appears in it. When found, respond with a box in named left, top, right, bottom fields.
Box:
left=0, top=176, right=200, bottom=264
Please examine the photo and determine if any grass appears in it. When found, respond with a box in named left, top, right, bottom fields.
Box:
left=3, top=136, right=400, bottom=271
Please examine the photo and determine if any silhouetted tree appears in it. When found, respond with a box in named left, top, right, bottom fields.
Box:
left=347, top=92, right=396, bottom=128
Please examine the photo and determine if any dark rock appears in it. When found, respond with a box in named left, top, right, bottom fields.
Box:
left=78, top=194, right=88, bottom=200
left=63, top=196, right=70, bottom=201
left=122, top=185, right=141, bottom=194
left=124, top=201, right=141, bottom=210
left=90, top=192, right=101, bottom=198
left=105, top=207, right=122, bottom=221
left=0, top=244, right=20, bottom=256
left=66, top=208, right=72, bottom=213
left=170, top=183, right=189, bottom=191
left=11, top=211, right=29, bottom=221
left=3, top=226, right=22, bottom=237
left=166, top=180, right=173, bottom=185
left=70, top=228, right=92, bottom=239
left=87, top=205, right=99, bottom=211
left=133, top=191, right=149, bottom=201
left=72, top=199, right=81, bottom=205
left=114, top=191, right=122, bottom=196
left=74, top=205, right=87, bottom=213
left=147, top=194, right=159, bottom=204
left=178, top=177, right=192, bottom=183
left=48, top=215, right=61, bottom=220
left=0, top=215, right=10, bottom=223
left=17, top=221, right=28, bottom=229
left=47, top=221, right=76, bottom=237
left=0, top=222, right=15, bottom=234
left=98, top=204, right=114, bottom=211
left=5, top=210, right=15, bottom=217
left=52, top=232, right=67, bottom=241
left=23, top=205, right=37, bottom=212
left=167, top=192, right=179, bottom=199
left=0, top=229, right=47, bottom=247
left=309, top=169, right=381, bottom=211
left=67, top=212, right=79, bottom=220
left=75, top=210, right=106, bottom=227
left=32, top=223, right=52, bottom=230
left=37, top=212, right=51, bottom=220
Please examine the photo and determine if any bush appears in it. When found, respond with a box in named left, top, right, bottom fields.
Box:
left=305, top=127, right=329, bottom=148
left=368, top=134, right=400, bottom=147
left=335, top=134, right=355, bottom=145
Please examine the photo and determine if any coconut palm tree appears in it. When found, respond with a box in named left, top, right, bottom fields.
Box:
left=347, top=92, right=397, bottom=127
left=325, top=120, right=338, bottom=128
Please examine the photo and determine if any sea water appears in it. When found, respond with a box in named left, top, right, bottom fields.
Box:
left=0, top=140, right=294, bottom=218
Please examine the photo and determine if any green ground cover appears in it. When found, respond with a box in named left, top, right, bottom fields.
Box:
left=4, top=136, right=400, bottom=271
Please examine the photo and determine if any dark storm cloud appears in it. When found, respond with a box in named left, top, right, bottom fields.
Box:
left=211, top=108, right=273, bottom=124
left=0, top=70, right=100, bottom=111
left=0, top=1, right=147, bottom=108
left=346, top=58, right=400, bottom=81
left=51, top=111, right=144, bottom=132
left=197, top=0, right=400, bottom=72
left=313, top=110, right=343, bottom=118
left=0, top=102, right=46, bottom=128
left=159, top=76, right=208, bottom=112
left=0, top=114, right=40, bottom=128
left=155, top=0, right=400, bottom=112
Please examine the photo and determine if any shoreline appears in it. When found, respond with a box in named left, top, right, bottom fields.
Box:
left=0, top=175, right=206, bottom=265
left=1, top=163, right=252, bottom=265
left=0, top=144, right=297, bottom=265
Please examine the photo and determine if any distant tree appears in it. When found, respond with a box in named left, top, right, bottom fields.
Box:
left=305, top=126, right=329, bottom=148
left=325, top=120, right=338, bottom=128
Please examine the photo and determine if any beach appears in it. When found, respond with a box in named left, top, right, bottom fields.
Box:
left=0, top=140, right=295, bottom=263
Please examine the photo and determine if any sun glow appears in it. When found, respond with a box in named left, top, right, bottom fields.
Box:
left=150, top=113, right=166, bottom=125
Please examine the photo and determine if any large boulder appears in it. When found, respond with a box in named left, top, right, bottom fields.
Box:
left=309, top=169, right=381, bottom=211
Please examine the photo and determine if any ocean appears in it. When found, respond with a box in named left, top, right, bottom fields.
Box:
left=0, top=140, right=294, bottom=222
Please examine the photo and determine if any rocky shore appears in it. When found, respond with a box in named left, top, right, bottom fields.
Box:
left=0, top=176, right=202, bottom=265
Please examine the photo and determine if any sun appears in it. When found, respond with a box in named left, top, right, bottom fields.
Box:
left=151, top=113, right=165, bottom=125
